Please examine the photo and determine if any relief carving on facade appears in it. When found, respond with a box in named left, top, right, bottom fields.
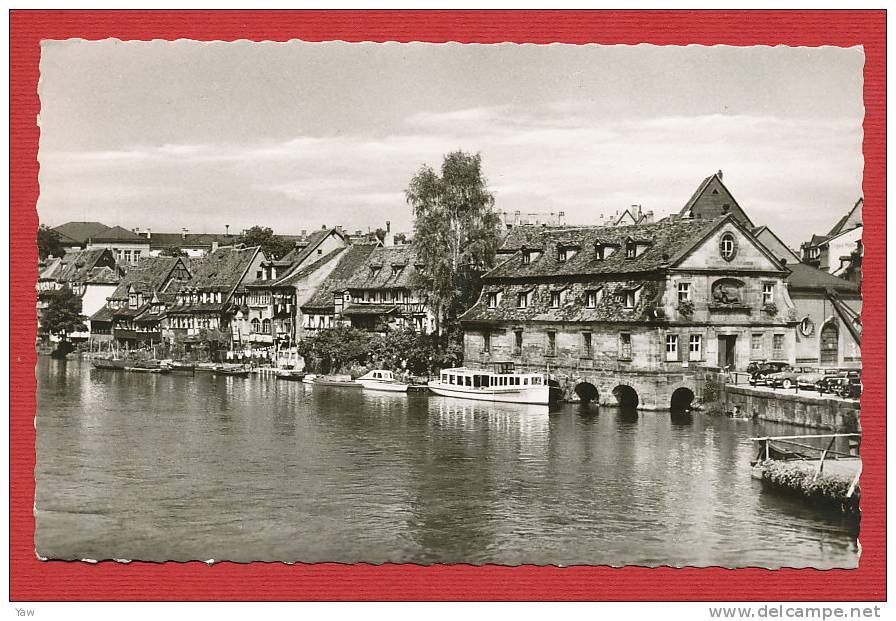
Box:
left=711, top=278, right=745, bottom=306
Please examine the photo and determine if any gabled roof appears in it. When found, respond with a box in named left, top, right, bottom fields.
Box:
left=52, top=221, right=110, bottom=244
left=187, top=246, right=262, bottom=292
left=39, top=248, right=117, bottom=284
left=828, top=197, right=863, bottom=236
left=280, top=228, right=344, bottom=266
left=678, top=171, right=755, bottom=228
left=301, top=243, right=380, bottom=310
left=107, top=256, right=189, bottom=300
left=260, top=247, right=346, bottom=289
left=89, top=225, right=147, bottom=243
left=785, top=262, right=860, bottom=295
left=484, top=216, right=723, bottom=280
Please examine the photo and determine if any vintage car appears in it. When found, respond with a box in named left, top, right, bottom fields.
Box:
left=836, top=375, right=862, bottom=400
left=817, top=369, right=861, bottom=395
left=796, top=368, right=840, bottom=391
left=766, top=366, right=815, bottom=390
left=748, top=361, right=791, bottom=386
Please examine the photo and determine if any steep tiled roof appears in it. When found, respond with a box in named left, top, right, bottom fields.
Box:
left=107, top=257, right=185, bottom=300
left=828, top=197, right=863, bottom=236
left=786, top=262, right=860, bottom=294
left=39, top=248, right=116, bottom=284
left=89, top=305, right=115, bottom=322
left=186, top=246, right=261, bottom=291
left=461, top=279, right=664, bottom=324
left=258, top=247, right=346, bottom=289
left=485, top=217, right=721, bottom=280
left=677, top=172, right=755, bottom=228
left=89, top=225, right=146, bottom=243
left=147, top=232, right=240, bottom=250
left=280, top=228, right=342, bottom=266
left=341, top=245, right=419, bottom=289
left=52, top=221, right=110, bottom=244
left=302, top=243, right=379, bottom=310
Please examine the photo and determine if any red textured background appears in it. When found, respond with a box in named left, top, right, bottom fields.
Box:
left=10, top=10, right=886, bottom=601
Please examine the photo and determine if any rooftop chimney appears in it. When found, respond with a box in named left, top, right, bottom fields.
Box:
left=181, top=228, right=188, bottom=240
left=146, top=228, right=151, bottom=240
left=386, top=221, right=391, bottom=233
left=301, top=229, right=307, bottom=237
left=336, top=225, right=343, bottom=233
left=225, top=224, right=230, bottom=236
left=321, top=224, right=327, bottom=230
left=717, top=169, right=723, bottom=180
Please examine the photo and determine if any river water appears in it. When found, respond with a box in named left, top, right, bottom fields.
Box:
left=35, top=357, right=859, bottom=568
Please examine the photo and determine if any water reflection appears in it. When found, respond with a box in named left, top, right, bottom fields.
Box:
left=35, top=357, right=858, bottom=568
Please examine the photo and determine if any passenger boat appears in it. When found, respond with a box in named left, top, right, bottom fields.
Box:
left=91, top=357, right=127, bottom=370
left=313, top=374, right=361, bottom=388
left=427, top=363, right=560, bottom=405
left=356, top=370, right=409, bottom=393
left=276, top=369, right=305, bottom=381
left=213, top=365, right=250, bottom=378
left=301, top=373, right=318, bottom=385
left=168, top=361, right=196, bottom=374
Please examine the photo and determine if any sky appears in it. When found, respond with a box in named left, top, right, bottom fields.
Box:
left=38, top=41, right=864, bottom=248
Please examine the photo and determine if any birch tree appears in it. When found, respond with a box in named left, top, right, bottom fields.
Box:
left=405, top=151, right=501, bottom=336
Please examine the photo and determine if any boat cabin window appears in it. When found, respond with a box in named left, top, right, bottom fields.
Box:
left=465, top=376, right=472, bottom=387
left=449, top=374, right=455, bottom=385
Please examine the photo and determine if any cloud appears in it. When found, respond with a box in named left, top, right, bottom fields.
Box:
left=37, top=101, right=862, bottom=248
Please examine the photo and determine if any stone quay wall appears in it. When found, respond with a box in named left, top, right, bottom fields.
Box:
left=723, top=385, right=860, bottom=432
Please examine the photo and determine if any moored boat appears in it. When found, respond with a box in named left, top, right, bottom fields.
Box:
left=124, top=363, right=171, bottom=374
left=427, top=363, right=559, bottom=405
left=168, top=361, right=196, bottom=374
left=276, top=369, right=305, bottom=381
left=213, top=365, right=250, bottom=378
left=313, top=374, right=361, bottom=388
left=357, top=370, right=409, bottom=393
left=91, top=357, right=127, bottom=370
left=301, top=373, right=318, bottom=385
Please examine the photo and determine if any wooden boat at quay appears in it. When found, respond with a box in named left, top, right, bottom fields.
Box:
left=124, top=360, right=171, bottom=374
left=91, top=357, right=127, bottom=370
left=276, top=369, right=305, bottom=381
left=213, top=365, right=250, bottom=378
left=312, top=374, right=361, bottom=388
left=301, top=373, right=318, bottom=385
left=427, top=363, right=560, bottom=405
left=356, top=370, right=409, bottom=393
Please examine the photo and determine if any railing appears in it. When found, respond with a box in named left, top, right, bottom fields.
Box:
left=750, top=433, right=862, bottom=492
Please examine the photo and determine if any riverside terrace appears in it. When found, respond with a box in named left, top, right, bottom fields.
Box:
left=460, top=213, right=799, bottom=409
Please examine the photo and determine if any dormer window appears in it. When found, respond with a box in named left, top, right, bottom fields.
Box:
left=621, top=287, right=641, bottom=310
left=517, top=290, right=532, bottom=309
left=487, top=291, right=502, bottom=308
left=550, top=291, right=562, bottom=308
left=625, top=240, right=637, bottom=259
left=391, top=265, right=402, bottom=276
left=129, top=292, right=138, bottom=309
left=521, top=249, right=541, bottom=265
left=557, top=247, right=567, bottom=263
left=585, top=289, right=603, bottom=308
left=370, top=266, right=382, bottom=278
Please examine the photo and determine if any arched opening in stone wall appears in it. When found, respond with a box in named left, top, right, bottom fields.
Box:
left=612, top=384, right=639, bottom=409
left=574, top=382, right=599, bottom=403
left=670, top=387, right=695, bottom=411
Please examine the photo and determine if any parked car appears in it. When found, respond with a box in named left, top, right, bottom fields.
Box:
left=796, top=368, right=838, bottom=391
left=748, top=361, right=791, bottom=386
left=818, top=369, right=861, bottom=395
left=836, top=375, right=862, bottom=399
left=767, top=366, right=815, bottom=390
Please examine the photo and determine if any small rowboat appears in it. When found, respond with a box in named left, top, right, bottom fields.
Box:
left=125, top=365, right=171, bottom=374
left=301, top=373, right=318, bottom=385
left=92, top=358, right=127, bottom=370
left=313, top=374, right=360, bottom=388
left=213, top=365, right=250, bottom=378
left=276, top=369, right=305, bottom=381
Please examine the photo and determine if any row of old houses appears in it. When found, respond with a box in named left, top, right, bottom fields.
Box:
left=39, top=172, right=861, bottom=383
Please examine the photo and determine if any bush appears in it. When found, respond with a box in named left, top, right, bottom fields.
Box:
left=758, top=460, right=859, bottom=512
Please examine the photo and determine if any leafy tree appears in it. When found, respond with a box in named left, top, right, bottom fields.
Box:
left=160, top=245, right=188, bottom=258
left=39, top=286, right=86, bottom=356
left=405, top=151, right=501, bottom=336
left=236, top=226, right=293, bottom=260
left=38, top=225, right=66, bottom=260
left=393, top=232, right=408, bottom=245
left=373, top=327, right=442, bottom=376
left=296, top=325, right=377, bottom=374
left=374, top=228, right=387, bottom=243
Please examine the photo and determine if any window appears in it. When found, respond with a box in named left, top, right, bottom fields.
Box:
left=624, top=290, right=636, bottom=309
left=585, top=290, right=601, bottom=308
left=625, top=241, right=636, bottom=259
left=262, top=319, right=271, bottom=334
left=517, top=291, right=529, bottom=308
left=582, top=332, right=593, bottom=358
left=487, top=292, right=500, bottom=308
left=256, top=270, right=263, bottom=279
left=522, top=251, right=531, bottom=265
left=133, top=250, right=141, bottom=262
left=751, top=333, right=763, bottom=355
left=557, top=247, right=568, bottom=263
left=666, top=335, right=679, bottom=361
left=619, top=333, right=632, bottom=361
left=594, top=244, right=604, bottom=261
left=546, top=331, right=556, bottom=356
left=483, top=331, right=491, bottom=352
left=317, top=249, right=322, bottom=255
left=391, top=266, right=401, bottom=276
left=124, top=250, right=132, bottom=263
left=720, top=233, right=737, bottom=261
left=762, top=283, right=775, bottom=305
left=689, top=334, right=702, bottom=361
left=773, top=334, right=784, bottom=358
left=550, top=291, right=561, bottom=308
left=251, top=318, right=261, bottom=333
left=129, top=293, right=138, bottom=309
left=677, top=282, right=691, bottom=303
left=514, top=330, right=523, bottom=355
